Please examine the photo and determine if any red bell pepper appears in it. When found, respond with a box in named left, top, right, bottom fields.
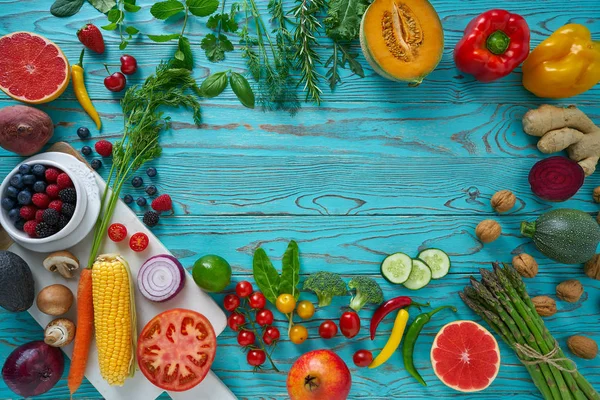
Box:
left=454, top=9, right=530, bottom=82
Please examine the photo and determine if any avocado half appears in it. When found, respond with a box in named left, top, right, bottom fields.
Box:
left=0, top=251, right=34, bottom=312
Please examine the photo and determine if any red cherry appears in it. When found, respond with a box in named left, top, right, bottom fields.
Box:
left=104, top=72, right=126, bottom=92
left=120, top=54, right=138, bottom=75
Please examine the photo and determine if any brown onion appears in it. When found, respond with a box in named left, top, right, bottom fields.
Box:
left=529, top=156, right=584, bottom=202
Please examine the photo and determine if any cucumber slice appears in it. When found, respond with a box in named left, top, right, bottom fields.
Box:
left=417, top=248, right=451, bottom=279
left=403, top=259, right=432, bottom=290
left=380, top=252, right=413, bottom=284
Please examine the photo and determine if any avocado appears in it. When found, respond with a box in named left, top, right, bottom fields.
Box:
left=0, top=251, right=34, bottom=312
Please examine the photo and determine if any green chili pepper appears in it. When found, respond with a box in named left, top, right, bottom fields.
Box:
left=402, top=305, right=457, bottom=386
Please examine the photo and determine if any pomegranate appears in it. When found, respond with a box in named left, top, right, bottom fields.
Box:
left=287, top=349, right=351, bottom=400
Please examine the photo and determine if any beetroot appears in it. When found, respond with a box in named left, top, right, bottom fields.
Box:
left=0, top=105, right=53, bottom=155
left=529, top=156, right=585, bottom=202
left=1, top=340, right=64, bottom=397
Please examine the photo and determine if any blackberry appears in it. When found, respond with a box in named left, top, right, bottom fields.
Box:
left=14, top=218, right=25, bottom=231
left=143, top=211, right=160, bottom=227
left=33, top=181, right=47, bottom=193
left=91, top=159, right=102, bottom=170
left=82, top=146, right=92, bottom=156
left=57, top=215, right=69, bottom=230
left=131, top=176, right=143, bottom=188
left=18, top=164, right=31, bottom=175
left=32, top=164, right=46, bottom=177
left=136, top=197, right=147, bottom=206
left=146, top=167, right=157, bottom=177
left=36, top=222, right=57, bottom=238
left=61, top=203, right=76, bottom=218
left=77, top=126, right=91, bottom=139
left=59, top=188, right=77, bottom=204
left=123, top=194, right=133, bottom=204
left=43, top=208, right=60, bottom=226
left=145, top=185, right=157, bottom=196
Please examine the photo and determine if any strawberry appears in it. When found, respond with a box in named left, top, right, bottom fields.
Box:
left=23, top=220, right=38, bottom=238
left=95, top=140, right=113, bottom=157
left=46, top=184, right=60, bottom=199
left=35, top=209, right=44, bottom=223
left=77, top=24, right=105, bottom=54
left=20, top=205, right=37, bottom=221
left=45, top=168, right=60, bottom=183
left=48, top=200, right=63, bottom=213
left=151, top=194, right=172, bottom=212
left=56, top=173, right=73, bottom=189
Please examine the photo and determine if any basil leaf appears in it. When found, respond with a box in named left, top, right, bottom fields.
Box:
left=229, top=72, right=255, bottom=109
left=200, top=72, right=228, bottom=98
left=253, top=248, right=280, bottom=305
left=123, top=2, right=141, bottom=11
left=280, top=241, right=300, bottom=300
left=50, top=0, right=84, bottom=17
left=101, top=22, right=118, bottom=30
left=187, top=0, right=219, bottom=17
left=150, top=0, right=184, bottom=19
left=170, top=37, right=194, bottom=70
left=88, top=0, right=116, bottom=14
left=147, top=33, right=180, bottom=42
left=125, top=26, right=139, bottom=35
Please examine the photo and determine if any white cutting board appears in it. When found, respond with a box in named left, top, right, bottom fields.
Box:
left=6, top=167, right=235, bottom=400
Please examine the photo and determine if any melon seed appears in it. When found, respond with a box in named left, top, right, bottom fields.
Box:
left=381, top=2, right=423, bottom=62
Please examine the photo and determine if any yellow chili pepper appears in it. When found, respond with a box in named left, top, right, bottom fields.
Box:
left=369, top=308, right=409, bottom=369
left=522, top=24, right=600, bottom=99
left=72, top=49, right=101, bottom=130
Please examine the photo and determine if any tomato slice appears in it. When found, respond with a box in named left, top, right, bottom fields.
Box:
left=137, top=309, right=217, bottom=392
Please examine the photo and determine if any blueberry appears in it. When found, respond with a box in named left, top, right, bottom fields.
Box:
left=18, top=164, right=31, bottom=175
left=146, top=167, right=157, bottom=178
left=23, top=174, right=36, bottom=186
left=8, top=208, right=20, bottom=222
left=1, top=197, right=15, bottom=211
left=17, top=190, right=32, bottom=205
left=82, top=146, right=92, bottom=156
left=145, top=185, right=157, bottom=196
left=10, top=174, right=24, bottom=189
left=14, top=218, right=25, bottom=231
left=32, top=164, right=46, bottom=177
left=77, top=126, right=91, bottom=139
left=91, top=159, right=102, bottom=170
left=6, top=186, right=19, bottom=199
left=136, top=197, right=147, bottom=206
left=33, top=181, right=47, bottom=193
left=123, top=194, right=133, bottom=204
left=132, top=176, right=143, bottom=188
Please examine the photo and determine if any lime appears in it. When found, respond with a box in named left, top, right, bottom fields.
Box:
left=192, top=255, right=232, bottom=292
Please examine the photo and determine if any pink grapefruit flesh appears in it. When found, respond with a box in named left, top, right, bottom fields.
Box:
left=0, top=32, right=70, bottom=104
left=431, top=320, right=501, bottom=392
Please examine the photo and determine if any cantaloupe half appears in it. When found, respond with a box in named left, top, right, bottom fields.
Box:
left=359, top=0, right=444, bottom=85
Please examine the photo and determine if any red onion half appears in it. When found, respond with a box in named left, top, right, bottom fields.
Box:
left=529, top=156, right=585, bottom=202
left=137, top=254, right=185, bottom=302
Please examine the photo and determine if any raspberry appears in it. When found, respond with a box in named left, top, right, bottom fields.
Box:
left=95, top=140, right=113, bottom=157
left=32, top=193, right=50, bottom=209
left=35, top=209, right=44, bottom=223
left=151, top=194, right=172, bottom=212
left=46, top=184, right=60, bottom=199
left=19, top=205, right=37, bottom=221
left=48, top=200, right=63, bottom=212
left=56, top=173, right=73, bottom=189
left=143, top=211, right=160, bottom=227
left=45, top=168, right=60, bottom=182
left=23, top=220, right=38, bottom=237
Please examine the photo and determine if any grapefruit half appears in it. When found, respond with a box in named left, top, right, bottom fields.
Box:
left=431, top=320, right=501, bottom=392
left=0, top=32, right=70, bottom=104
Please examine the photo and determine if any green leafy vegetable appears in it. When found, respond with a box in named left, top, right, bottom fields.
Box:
left=229, top=72, right=255, bottom=109
left=187, top=0, right=219, bottom=16
left=100, top=0, right=141, bottom=50
left=148, top=33, right=181, bottom=42
left=324, top=0, right=369, bottom=42
left=326, top=42, right=365, bottom=91
left=123, top=1, right=141, bottom=11
left=150, top=0, right=185, bottom=19
left=169, top=37, right=194, bottom=69
left=207, top=12, right=238, bottom=32
left=348, top=276, right=383, bottom=311
left=252, top=248, right=281, bottom=305
left=50, top=0, right=84, bottom=17
left=303, top=271, right=347, bottom=307
left=200, top=72, right=228, bottom=97
left=201, top=34, right=234, bottom=63
left=89, top=0, right=116, bottom=13
left=280, top=240, right=300, bottom=299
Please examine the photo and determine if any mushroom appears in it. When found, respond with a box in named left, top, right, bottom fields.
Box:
left=44, top=318, right=75, bottom=347
left=43, top=251, right=79, bottom=278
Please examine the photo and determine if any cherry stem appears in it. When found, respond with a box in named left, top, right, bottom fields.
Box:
left=103, top=64, right=112, bottom=75
left=240, top=301, right=279, bottom=372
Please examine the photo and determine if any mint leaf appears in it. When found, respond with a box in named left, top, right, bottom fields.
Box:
left=88, top=0, right=117, bottom=14
left=107, top=8, right=123, bottom=22
left=50, top=0, right=84, bottom=17
left=187, top=0, right=219, bottom=17
left=101, top=22, right=118, bottom=30
left=119, top=40, right=128, bottom=50
left=150, top=0, right=184, bottom=19
left=147, top=33, right=180, bottom=42
left=124, top=2, right=141, bottom=11
left=125, top=26, right=140, bottom=35
left=169, top=37, right=194, bottom=70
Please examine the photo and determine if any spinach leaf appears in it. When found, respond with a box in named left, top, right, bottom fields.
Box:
left=280, top=240, right=300, bottom=299
left=253, top=248, right=280, bottom=305
left=50, top=0, right=85, bottom=17
left=151, top=0, right=185, bottom=19
left=88, top=0, right=117, bottom=14
left=324, top=0, right=369, bottom=42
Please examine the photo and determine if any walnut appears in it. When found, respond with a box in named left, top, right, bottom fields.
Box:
left=593, top=187, right=600, bottom=203
left=585, top=254, right=600, bottom=280
left=491, top=190, right=516, bottom=213
left=531, top=296, right=557, bottom=317
left=476, top=220, right=501, bottom=243
left=512, top=253, right=538, bottom=278
left=556, top=280, right=583, bottom=303
left=567, top=335, right=598, bottom=360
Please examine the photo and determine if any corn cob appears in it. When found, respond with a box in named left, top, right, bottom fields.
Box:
left=91, top=254, right=137, bottom=386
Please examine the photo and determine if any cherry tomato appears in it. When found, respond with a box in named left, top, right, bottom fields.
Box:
left=247, top=349, right=266, bottom=367
left=227, top=312, right=246, bottom=331
left=275, top=294, right=296, bottom=314
left=249, top=292, right=267, bottom=309
left=129, top=232, right=149, bottom=252
left=318, top=320, right=338, bottom=339
left=237, top=329, right=256, bottom=347
left=223, top=294, right=240, bottom=311
left=263, top=326, right=280, bottom=345
left=255, top=309, right=274, bottom=326
left=107, top=223, right=127, bottom=242
left=353, top=349, right=373, bottom=367
left=296, top=300, right=315, bottom=319
left=104, top=71, right=126, bottom=92
left=236, top=281, right=253, bottom=298
left=340, top=311, right=360, bottom=338
left=120, top=54, right=138, bottom=75
left=289, top=325, right=308, bottom=344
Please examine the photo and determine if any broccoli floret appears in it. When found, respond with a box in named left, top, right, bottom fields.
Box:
left=303, top=271, right=348, bottom=307
left=348, top=276, right=383, bottom=311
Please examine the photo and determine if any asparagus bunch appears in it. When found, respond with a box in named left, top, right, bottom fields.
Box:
left=460, top=262, right=599, bottom=400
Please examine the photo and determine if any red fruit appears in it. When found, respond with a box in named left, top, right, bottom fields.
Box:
left=263, top=326, right=280, bottom=345
left=237, top=329, right=255, bottom=347
left=23, top=220, right=38, bottom=237
left=339, top=311, right=360, bottom=339
left=95, top=140, right=113, bottom=157
left=44, top=168, right=60, bottom=182
left=287, top=350, right=351, bottom=400
left=31, top=193, right=50, bottom=209
left=77, top=23, right=105, bottom=54
left=48, top=200, right=63, bottom=212
left=255, top=309, right=274, bottom=326
left=151, top=194, right=172, bottom=212
left=129, top=232, right=149, bottom=252
left=56, top=173, right=72, bottom=189
left=318, top=320, right=338, bottom=339
left=104, top=71, right=126, bottom=92
left=235, top=281, right=253, bottom=298
left=108, top=223, right=127, bottom=242
left=35, top=209, right=44, bottom=223
left=227, top=313, right=245, bottom=332
left=120, top=54, right=137, bottom=75
left=223, top=294, right=240, bottom=311
left=248, top=292, right=266, bottom=309
left=46, top=184, right=59, bottom=199
left=247, top=349, right=266, bottom=367
left=19, top=206, right=37, bottom=221
left=353, top=350, right=373, bottom=368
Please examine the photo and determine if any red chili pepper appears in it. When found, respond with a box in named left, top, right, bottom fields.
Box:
left=370, top=297, right=428, bottom=340
left=454, top=9, right=530, bottom=82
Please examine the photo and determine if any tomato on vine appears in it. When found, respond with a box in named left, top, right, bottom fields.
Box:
left=227, top=313, right=245, bottom=331
left=237, top=330, right=256, bottom=347
left=235, top=281, right=253, bottom=298
left=276, top=294, right=296, bottom=314
left=290, top=325, right=308, bottom=344
left=249, top=292, right=266, bottom=309
left=263, top=326, right=280, bottom=345
left=319, top=320, right=338, bottom=339
left=296, top=300, right=315, bottom=319
left=255, top=309, right=274, bottom=326
left=223, top=294, right=240, bottom=311
left=247, top=349, right=266, bottom=367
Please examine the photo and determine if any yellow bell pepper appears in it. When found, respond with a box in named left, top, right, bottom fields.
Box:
left=522, top=24, right=600, bottom=99
left=369, top=308, right=409, bottom=369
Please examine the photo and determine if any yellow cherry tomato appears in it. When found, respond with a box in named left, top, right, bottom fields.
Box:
left=296, top=300, right=315, bottom=320
left=276, top=294, right=296, bottom=314
left=289, top=325, right=308, bottom=344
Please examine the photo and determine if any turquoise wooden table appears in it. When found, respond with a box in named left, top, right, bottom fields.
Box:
left=1, top=0, right=599, bottom=398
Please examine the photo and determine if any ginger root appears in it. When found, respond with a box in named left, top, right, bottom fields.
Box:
left=523, top=105, right=600, bottom=176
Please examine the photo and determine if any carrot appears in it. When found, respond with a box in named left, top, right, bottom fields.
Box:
left=68, top=268, right=94, bottom=395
